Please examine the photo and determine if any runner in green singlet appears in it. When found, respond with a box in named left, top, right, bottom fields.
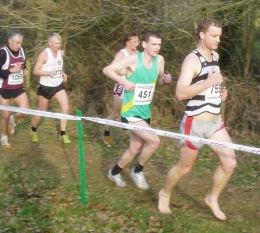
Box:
left=103, top=31, right=172, bottom=190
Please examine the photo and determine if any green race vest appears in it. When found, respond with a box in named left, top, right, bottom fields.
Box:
left=121, top=52, right=158, bottom=119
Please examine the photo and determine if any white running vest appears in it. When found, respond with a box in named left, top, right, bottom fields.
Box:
left=185, top=50, right=221, bottom=116
left=39, top=48, right=63, bottom=87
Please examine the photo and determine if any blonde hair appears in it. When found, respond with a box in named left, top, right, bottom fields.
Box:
left=195, top=18, right=222, bottom=41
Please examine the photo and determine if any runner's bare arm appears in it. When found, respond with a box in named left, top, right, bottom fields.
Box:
left=157, top=56, right=172, bottom=86
left=103, top=55, right=137, bottom=91
left=112, top=50, right=128, bottom=76
left=33, top=50, right=54, bottom=77
left=176, top=53, right=223, bottom=100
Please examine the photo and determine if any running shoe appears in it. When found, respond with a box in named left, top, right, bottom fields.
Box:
left=1, top=134, right=11, bottom=148
left=103, top=135, right=112, bottom=147
left=107, top=169, right=126, bottom=187
left=8, top=115, right=16, bottom=134
left=59, top=134, right=71, bottom=144
left=131, top=167, right=149, bottom=190
left=31, top=131, right=39, bottom=143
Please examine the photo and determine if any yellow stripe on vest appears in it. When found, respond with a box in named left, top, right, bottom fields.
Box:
left=121, top=99, right=134, bottom=114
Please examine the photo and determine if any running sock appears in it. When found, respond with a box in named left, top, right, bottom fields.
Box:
left=111, top=164, right=122, bottom=175
left=31, top=127, right=37, bottom=132
left=104, top=130, right=110, bottom=136
left=134, top=163, right=143, bottom=173
left=60, top=131, right=66, bottom=136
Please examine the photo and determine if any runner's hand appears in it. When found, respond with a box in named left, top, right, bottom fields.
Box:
left=206, top=69, right=223, bottom=87
left=122, top=79, right=135, bottom=91
left=10, top=63, right=22, bottom=73
left=163, top=73, right=172, bottom=85
left=220, top=86, right=227, bottom=102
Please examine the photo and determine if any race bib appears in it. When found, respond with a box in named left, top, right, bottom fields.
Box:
left=133, top=83, right=155, bottom=105
left=205, top=84, right=221, bottom=104
left=51, top=69, right=62, bottom=79
left=8, top=70, right=23, bottom=85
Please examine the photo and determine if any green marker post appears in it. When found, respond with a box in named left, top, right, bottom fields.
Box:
left=76, top=109, right=87, bottom=204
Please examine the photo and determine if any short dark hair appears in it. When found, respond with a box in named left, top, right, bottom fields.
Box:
left=195, top=18, right=222, bottom=41
left=123, top=31, right=138, bottom=44
left=142, top=31, right=161, bottom=43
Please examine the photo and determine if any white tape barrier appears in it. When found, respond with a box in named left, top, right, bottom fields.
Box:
left=0, top=105, right=259, bottom=155
left=83, top=117, right=260, bottom=155
left=0, top=105, right=80, bottom=120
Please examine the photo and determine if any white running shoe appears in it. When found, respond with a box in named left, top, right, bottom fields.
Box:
left=1, top=134, right=11, bottom=148
left=107, top=169, right=126, bottom=187
left=131, top=167, right=149, bottom=190
left=8, top=115, right=16, bottom=134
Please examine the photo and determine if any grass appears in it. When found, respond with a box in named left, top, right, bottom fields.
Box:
left=0, top=116, right=259, bottom=233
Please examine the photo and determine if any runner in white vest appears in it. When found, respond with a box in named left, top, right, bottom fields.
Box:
left=103, top=31, right=139, bottom=147
left=31, top=33, right=71, bottom=144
